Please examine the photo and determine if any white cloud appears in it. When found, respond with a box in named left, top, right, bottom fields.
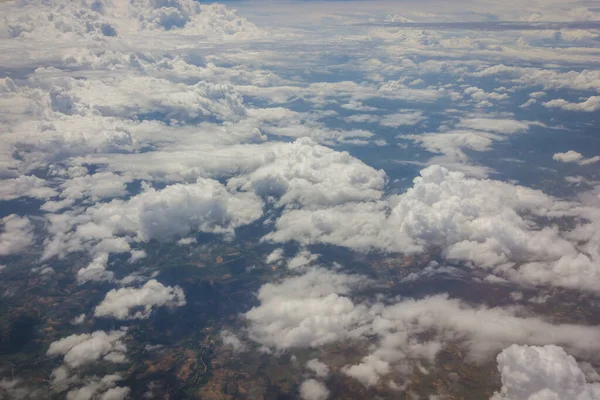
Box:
left=491, top=344, right=600, bottom=400
left=0, top=175, right=57, bottom=201
left=342, top=355, right=391, bottom=386
left=474, top=66, right=600, bottom=93
left=299, top=379, right=329, bottom=400
left=77, top=253, right=115, bottom=284
left=94, top=279, right=186, bottom=320
left=226, top=138, right=386, bottom=210
left=244, top=267, right=600, bottom=387
left=221, top=330, right=247, bottom=353
left=553, top=150, right=600, bottom=166
left=0, top=214, right=34, bottom=256
left=554, top=150, right=584, bottom=163
left=71, top=314, right=86, bottom=325
left=65, top=374, right=130, bottom=400
left=244, top=267, right=373, bottom=349
left=265, top=248, right=284, bottom=265
left=543, top=96, right=600, bottom=112
left=128, top=249, right=146, bottom=263
left=267, top=165, right=600, bottom=292
left=37, top=177, right=266, bottom=261
left=464, top=87, right=509, bottom=102
left=306, top=359, right=330, bottom=378
left=380, top=111, right=424, bottom=127
left=47, top=330, right=128, bottom=368
left=57, top=172, right=131, bottom=202
left=287, top=249, right=319, bottom=270
left=456, top=118, right=530, bottom=134
left=89, top=178, right=263, bottom=241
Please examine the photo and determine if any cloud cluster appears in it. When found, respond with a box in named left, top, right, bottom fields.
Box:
left=244, top=267, right=600, bottom=387
left=94, top=279, right=186, bottom=320
left=492, top=344, right=600, bottom=400
left=47, top=330, right=128, bottom=368
left=267, top=165, right=600, bottom=292
left=64, top=374, right=130, bottom=400
left=543, top=96, right=600, bottom=112
left=0, top=214, right=34, bottom=256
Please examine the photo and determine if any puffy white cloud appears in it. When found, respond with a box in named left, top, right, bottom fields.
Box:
left=553, top=150, right=584, bottom=163
left=553, top=150, right=599, bottom=166
left=0, top=214, right=34, bottom=256
left=71, top=314, right=86, bottom=325
left=221, top=330, right=247, bottom=353
left=474, top=66, right=600, bottom=93
left=86, top=178, right=264, bottom=241
left=1, top=0, right=263, bottom=42
left=342, top=355, right=391, bottom=386
left=287, top=249, right=319, bottom=270
left=77, top=253, right=115, bottom=284
left=306, top=359, right=330, bottom=378
left=2, top=0, right=119, bottom=41
left=263, top=201, right=390, bottom=252
left=491, top=344, right=600, bottom=400
left=267, top=165, right=600, bottom=292
left=65, top=374, right=130, bottom=400
left=399, top=117, right=531, bottom=177
left=265, top=248, right=284, bottom=265
left=226, top=138, right=386, bottom=209
left=0, top=175, right=57, bottom=201
left=543, top=96, right=600, bottom=112
left=128, top=1, right=263, bottom=37
left=94, top=279, right=185, bottom=320
left=464, top=87, right=509, bottom=102
left=244, top=267, right=374, bottom=349
left=47, top=330, right=127, bottom=368
left=244, top=267, right=600, bottom=387
left=57, top=172, right=130, bottom=202
left=299, top=379, right=329, bottom=400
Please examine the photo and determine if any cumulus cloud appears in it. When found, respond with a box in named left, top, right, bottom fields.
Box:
left=267, top=165, right=600, bottom=292
left=300, top=379, right=329, bottom=400
left=65, top=374, right=130, bottom=400
left=88, top=178, right=263, bottom=241
left=226, top=137, right=386, bottom=209
left=265, top=248, right=284, bottom=265
left=553, top=151, right=599, bottom=165
left=47, top=330, right=127, bottom=368
left=221, top=330, right=247, bottom=353
left=0, top=175, right=57, bottom=201
left=40, top=178, right=264, bottom=261
left=400, top=117, right=530, bottom=177
left=77, top=253, right=115, bottom=284
left=0, top=214, right=35, bottom=256
left=306, top=359, right=330, bottom=378
left=244, top=267, right=600, bottom=387
left=244, top=267, right=373, bottom=349
left=543, top=96, right=600, bottom=112
left=553, top=150, right=584, bottom=163
left=94, top=279, right=186, bottom=320
left=492, top=344, right=600, bottom=400
left=287, top=249, right=319, bottom=269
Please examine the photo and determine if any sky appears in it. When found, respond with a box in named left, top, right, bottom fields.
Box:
left=1, top=0, right=600, bottom=399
